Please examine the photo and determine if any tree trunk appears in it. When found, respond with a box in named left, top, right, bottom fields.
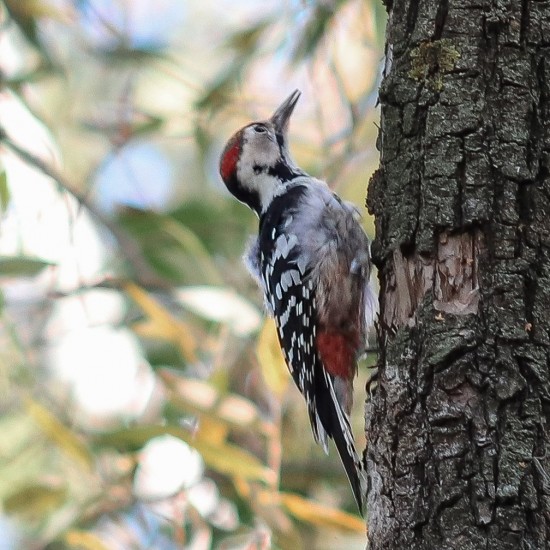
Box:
left=366, top=0, right=550, bottom=548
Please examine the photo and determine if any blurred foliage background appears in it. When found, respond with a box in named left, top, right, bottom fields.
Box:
left=0, top=1, right=385, bottom=548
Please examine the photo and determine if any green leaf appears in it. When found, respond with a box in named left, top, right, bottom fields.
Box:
left=226, top=18, right=272, bottom=53
left=292, top=0, right=347, bottom=62
left=0, top=420, right=49, bottom=501
left=195, top=62, right=244, bottom=113
left=0, top=170, right=9, bottom=212
left=160, top=219, right=224, bottom=285
left=4, top=484, right=67, bottom=518
left=124, top=281, right=197, bottom=362
left=3, top=0, right=68, bottom=66
left=130, top=114, right=164, bottom=138
left=196, top=18, right=274, bottom=113
left=96, top=45, right=172, bottom=64
left=25, top=397, right=94, bottom=471
left=194, top=124, right=211, bottom=165
left=0, top=256, right=55, bottom=276
left=118, top=208, right=225, bottom=285
left=171, top=200, right=254, bottom=258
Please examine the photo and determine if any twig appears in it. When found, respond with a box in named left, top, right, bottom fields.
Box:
left=0, top=125, right=166, bottom=288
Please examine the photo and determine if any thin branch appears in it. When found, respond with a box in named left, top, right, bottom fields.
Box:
left=0, top=126, right=166, bottom=288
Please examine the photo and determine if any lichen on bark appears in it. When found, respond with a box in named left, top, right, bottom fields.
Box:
left=366, top=0, right=550, bottom=548
left=409, top=39, right=461, bottom=91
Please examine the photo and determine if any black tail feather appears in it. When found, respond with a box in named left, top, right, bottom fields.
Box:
left=313, top=363, right=366, bottom=515
left=326, top=396, right=365, bottom=515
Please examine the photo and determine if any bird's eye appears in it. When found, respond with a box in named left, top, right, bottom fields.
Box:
left=253, top=125, right=267, bottom=134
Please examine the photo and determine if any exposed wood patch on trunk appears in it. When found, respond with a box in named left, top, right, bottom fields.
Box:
left=383, top=229, right=484, bottom=328
left=433, top=230, right=482, bottom=314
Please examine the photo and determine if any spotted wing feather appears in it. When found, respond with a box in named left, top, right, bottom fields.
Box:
left=257, top=187, right=365, bottom=513
left=261, top=223, right=321, bottom=433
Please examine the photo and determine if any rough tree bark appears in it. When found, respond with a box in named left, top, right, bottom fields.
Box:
left=366, top=1, right=550, bottom=548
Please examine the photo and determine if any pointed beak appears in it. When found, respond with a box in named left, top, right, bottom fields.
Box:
left=270, top=89, right=301, bottom=134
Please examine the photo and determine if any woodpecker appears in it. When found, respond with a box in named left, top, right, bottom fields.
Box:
left=219, top=90, right=375, bottom=513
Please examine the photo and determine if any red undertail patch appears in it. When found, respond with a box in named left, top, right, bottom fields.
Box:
left=316, top=331, right=358, bottom=379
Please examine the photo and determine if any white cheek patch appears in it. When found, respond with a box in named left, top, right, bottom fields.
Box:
left=239, top=128, right=280, bottom=171
left=236, top=128, right=284, bottom=212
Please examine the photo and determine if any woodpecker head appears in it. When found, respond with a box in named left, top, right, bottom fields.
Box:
left=219, top=89, right=303, bottom=216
